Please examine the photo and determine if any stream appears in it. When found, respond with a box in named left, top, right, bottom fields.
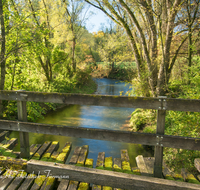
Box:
left=11, top=78, right=153, bottom=167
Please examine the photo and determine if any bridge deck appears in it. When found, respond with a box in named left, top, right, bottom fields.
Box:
left=0, top=131, right=200, bottom=190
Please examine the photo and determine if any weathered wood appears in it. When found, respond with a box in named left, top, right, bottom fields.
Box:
left=0, top=156, right=27, bottom=170
left=32, top=141, right=51, bottom=160
left=0, top=167, right=5, bottom=175
left=67, top=180, right=79, bottom=190
left=30, top=144, right=42, bottom=158
left=181, top=168, right=200, bottom=184
left=57, top=179, right=69, bottom=190
left=69, top=147, right=82, bottom=165
left=0, top=131, right=9, bottom=143
left=6, top=171, right=27, bottom=190
left=27, top=159, right=200, bottom=190
left=49, top=151, right=60, bottom=162
left=143, top=157, right=154, bottom=175
left=92, top=184, right=101, bottom=190
left=0, top=170, right=18, bottom=190
left=172, top=173, right=184, bottom=182
left=85, top=158, right=93, bottom=168
left=1, top=120, right=200, bottom=151
left=56, top=152, right=68, bottom=164
left=194, top=158, right=200, bottom=172
left=162, top=163, right=174, bottom=180
left=132, top=167, right=141, bottom=175
left=105, top=157, right=113, bottom=171
left=102, top=187, right=112, bottom=190
left=0, top=91, right=162, bottom=109
left=121, top=150, right=131, bottom=174
left=18, top=174, right=37, bottom=190
left=30, top=175, right=46, bottom=190
left=96, top=152, right=105, bottom=169
left=17, top=100, right=30, bottom=159
left=41, top=141, right=59, bottom=161
left=62, top=142, right=72, bottom=153
left=154, top=98, right=166, bottom=178
left=40, top=176, right=56, bottom=190
left=136, top=155, right=148, bottom=175
left=78, top=182, right=90, bottom=190
left=2, top=138, right=18, bottom=149
left=76, top=145, right=89, bottom=166
left=113, top=158, right=122, bottom=172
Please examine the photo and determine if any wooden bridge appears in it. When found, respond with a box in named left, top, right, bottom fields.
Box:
left=0, top=90, right=200, bottom=189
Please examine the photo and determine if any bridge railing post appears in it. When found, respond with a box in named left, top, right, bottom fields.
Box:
left=17, top=90, right=30, bottom=159
left=154, top=96, right=167, bottom=178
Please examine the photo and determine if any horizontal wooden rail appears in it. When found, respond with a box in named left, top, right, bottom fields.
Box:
left=0, top=120, right=200, bottom=151
left=27, top=159, right=200, bottom=190
left=0, top=90, right=200, bottom=112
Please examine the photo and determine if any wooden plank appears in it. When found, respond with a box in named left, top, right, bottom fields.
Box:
left=136, top=155, right=149, bottom=175
left=85, top=158, right=93, bottom=168
left=57, top=179, right=69, bottom=190
left=194, top=158, right=200, bottom=172
left=17, top=100, right=30, bottom=159
left=30, top=144, right=42, bottom=158
left=0, top=156, right=27, bottom=170
left=102, top=187, right=112, bottom=190
left=113, top=158, right=122, bottom=172
left=96, top=152, right=105, bottom=169
left=0, top=131, right=9, bottom=143
left=27, top=159, right=200, bottom=190
left=92, top=184, right=101, bottom=190
left=162, top=162, right=174, bottom=180
left=49, top=151, right=60, bottom=162
left=104, top=157, right=113, bottom=171
left=18, top=174, right=36, bottom=190
left=56, top=152, right=68, bottom=164
left=41, top=141, right=59, bottom=161
left=30, top=175, right=46, bottom=190
left=78, top=182, right=90, bottom=190
left=181, top=168, right=200, bottom=184
left=121, top=150, right=131, bottom=174
left=172, top=173, right=184, bottom=182
left=32, top=141, right=51, bottom=160
left=0, top=90, right=161, bottom=109
left=0, top=167, right=5, bottom=175
left=2, top=138, right=18, bottom=149
left=0, top=170, right=18, bottom=190
left=6, top=171, right=27, bottom=190
left=67, top=180, right=79, bottom=190
left=62, top=142, right=72, bottom=153
left=76, top=145, right=89, bottom=166
left=1, top=120, right=200, bottom=151
left=132, top=167, right=141, bottom=175
left=143, top=157, right=154, bottom=175
left=69, top=147, right=82, bottom=164
left=40, top=176, right=56, bottom=190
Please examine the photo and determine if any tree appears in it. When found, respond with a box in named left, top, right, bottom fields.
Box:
left=85, top=0, right=200, bottom=97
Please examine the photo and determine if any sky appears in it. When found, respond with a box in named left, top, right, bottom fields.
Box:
left=85, top=7, right=111, bottom=33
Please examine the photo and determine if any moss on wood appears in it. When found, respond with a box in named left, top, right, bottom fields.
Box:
left=105, top=157, right=112, bottom=171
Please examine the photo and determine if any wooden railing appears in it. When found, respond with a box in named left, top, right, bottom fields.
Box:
left=0, top=90, right=200, bottom=189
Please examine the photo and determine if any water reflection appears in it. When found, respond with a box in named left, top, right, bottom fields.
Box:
left=10, top=78, right=153, bottom=167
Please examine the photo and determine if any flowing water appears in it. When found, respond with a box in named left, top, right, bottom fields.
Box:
left=11, top=78, right=153, bottom=167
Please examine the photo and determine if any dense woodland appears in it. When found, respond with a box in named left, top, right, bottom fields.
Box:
left=0, top=0, right=200, bottom=173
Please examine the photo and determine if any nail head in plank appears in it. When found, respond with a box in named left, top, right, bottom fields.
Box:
left=41, top=141, right=59, bottom=161
left=32, top=141, right=51, bottom=160
left=76, top=145, right=89, bottom=166
left=96, top=152, right=105, bottom=169
left=30, top=175, right=46, bottom=190
left=69, top=147, right=82, bottom=165
left=57, top=179, right=69, bottom=190
left=67, top=180, right=79, bottom=190
left=6, top=171, right=27, bottom=190
left=18, top=174, right=36, bottom=190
